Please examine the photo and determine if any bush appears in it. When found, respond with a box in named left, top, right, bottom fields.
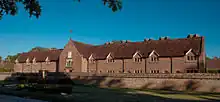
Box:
left=0, top=68, right=13, bottom=72
left=207, top=69, right=220, bottom=73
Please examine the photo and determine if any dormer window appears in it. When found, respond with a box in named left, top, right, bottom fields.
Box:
left=106, top=53, right=115, bottom=63
left=45, top=57, right=50, bottom=64
left=134, top=58, right=142, bottom=62
left=33, top=58, right=37, bottom=65
left=26, top=58, right=30, bottom=65
left=133, top=51, right=143, bottom=62
left=149, top=50, right=159, bottom=62
left=67, top=51, right=72, bottom=58
left=89, top=54, right=96, bottom=64
left=185, top=49, right=197, bottom=62
left=151, top=57, right=159, bottom=62
left=107, top=59, right=115, bottom=63
left=15, top=59, right=19, bottom=64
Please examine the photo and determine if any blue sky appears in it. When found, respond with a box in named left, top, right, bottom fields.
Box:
left=0, top=0, right=220, bottom=58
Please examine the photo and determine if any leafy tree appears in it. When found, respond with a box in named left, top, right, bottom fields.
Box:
left=29, top=46, right=57, bottom=52
left=5, top=54, right=20, bottom=63
left=206, top=56, right=211, bottom=60
left=0, top=56, right=2, bottom=62
left=29, top=46, right=49, bottom=52
left=0, top=0, right=122, bottom=20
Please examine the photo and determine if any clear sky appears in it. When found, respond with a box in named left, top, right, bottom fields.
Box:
left=0, top=0, right=219, bottom=58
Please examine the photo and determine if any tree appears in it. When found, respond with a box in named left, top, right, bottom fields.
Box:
left=0, top=0, right=122, bottom=20
left=5, top=54, right=19, bottom=63
left=206, top=56, right=211, bottom=60
left=29, top=46, right=49, bottom=52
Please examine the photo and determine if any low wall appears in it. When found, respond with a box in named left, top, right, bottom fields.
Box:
left=1, top=72, right=220, bottom=92
left=0, top=72, right=12, bottom=80
left=69, top=73, right=220, bottom=92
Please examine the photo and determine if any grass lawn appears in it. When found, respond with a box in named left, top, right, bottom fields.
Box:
left=1, top=83, right=220, bottom=102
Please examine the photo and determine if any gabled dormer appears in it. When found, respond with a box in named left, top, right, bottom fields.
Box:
left=89, top=54, right=96, bottom=63
left=185, top=49, right=197, bottom=62
left=133, top=51, right=142, bottom=62
left=32, top=57, right=37, bottom=65
left=149, top=50, right=159, bottom=62
left=15, top=59, right=19, bottom=64
left=26, top=58, right=30, bottom=65
left=106, top=53, right=114, bottom=63
left=45, top=57, right=50, bottom=64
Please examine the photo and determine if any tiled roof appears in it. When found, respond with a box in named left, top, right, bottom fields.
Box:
left=207, top=59, right=220, bottom=69
left=17, top=35, right=204, bottom=62
left=17, top=49, right=63, bottom=63
left=72, top=36, right=204, bottom=59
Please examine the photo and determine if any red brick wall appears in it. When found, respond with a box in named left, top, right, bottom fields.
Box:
left=59, top=40, right=83, bottom=72
left=97, top=59, right=123, bottom=73
left=147, top=58, right=171, bottom=73
left=124, top=59, right=145, bottom=73
left=14, top=62, right=57, bottom=73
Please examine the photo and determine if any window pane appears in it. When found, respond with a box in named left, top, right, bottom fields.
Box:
left=191, top=56, right=194, bottom=60
left=68, top=52, right=72, bottom=58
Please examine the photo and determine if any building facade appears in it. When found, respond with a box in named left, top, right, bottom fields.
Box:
left=14, top=49, right=62, bottom=73
left=14, top=34, right=206, bottom=73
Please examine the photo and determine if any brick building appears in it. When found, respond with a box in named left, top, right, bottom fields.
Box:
left=14, top=34, right=206, bottom=73
left=14, top=49, right=62, bottom=73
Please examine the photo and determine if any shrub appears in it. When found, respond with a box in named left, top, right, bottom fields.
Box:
left=207, top=69, right=220, bottom=73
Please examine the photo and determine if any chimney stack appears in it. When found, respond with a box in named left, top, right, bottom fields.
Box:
left=187, top=34, right=194, bottom=38
left=164, top=36, right=170, bottom=40
left=144, top=38, right=149, bottom=42
left=159, top=37, right=165, bottom=40
left=193, top=34, right=200, bottom=37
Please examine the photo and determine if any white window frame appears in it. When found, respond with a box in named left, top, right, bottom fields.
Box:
left=67, top=51, right=72, bottom=58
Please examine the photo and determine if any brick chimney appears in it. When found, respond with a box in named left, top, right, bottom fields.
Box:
left=144, top=38, right=149, bottom=42
left=187, top=34, right=194, bottom=38
left=164, top=36, right=170, bottom=40
left=159, top=37, right=165, bottom=40
left=193, top=34, right=200, bottom=37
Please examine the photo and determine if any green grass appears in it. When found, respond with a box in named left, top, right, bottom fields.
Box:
left=1, top=84, right=220, bottom=102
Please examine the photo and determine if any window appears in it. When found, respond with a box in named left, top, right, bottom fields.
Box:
left=45, top=57, right=50, bottom=64
left=157, top=70, right=159, bottom=73
left=186, top=70, right=198, bottom=73
left=134, top=70, right=142, bottom=73
left=107, top=59, right=115, bottom=63
left=67, top=51, right=72, bottom=58
left=186, top=56, right=197, bottom=61
left=46, top=60, right=50, bottom=64
left=26, top=58, right=30, bottom=65
left=133, top=51, right=143, bottom=62
left=164, top=70, right=169, bottom=73
left=89, top=59, right=96, bottom=64
left=150, top=57, right=159, bottom=62
left=134, top=58, right=142, bottom=62
left=33, top=58, right=37, bottom=65
left=151, top=70, right=159, bottom=73
left=65, top=59, right=73, bottom=67
left=107, top=70, right=115, bottom=73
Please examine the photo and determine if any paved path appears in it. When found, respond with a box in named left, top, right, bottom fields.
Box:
left=0, top=95, right=47, bottom=102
